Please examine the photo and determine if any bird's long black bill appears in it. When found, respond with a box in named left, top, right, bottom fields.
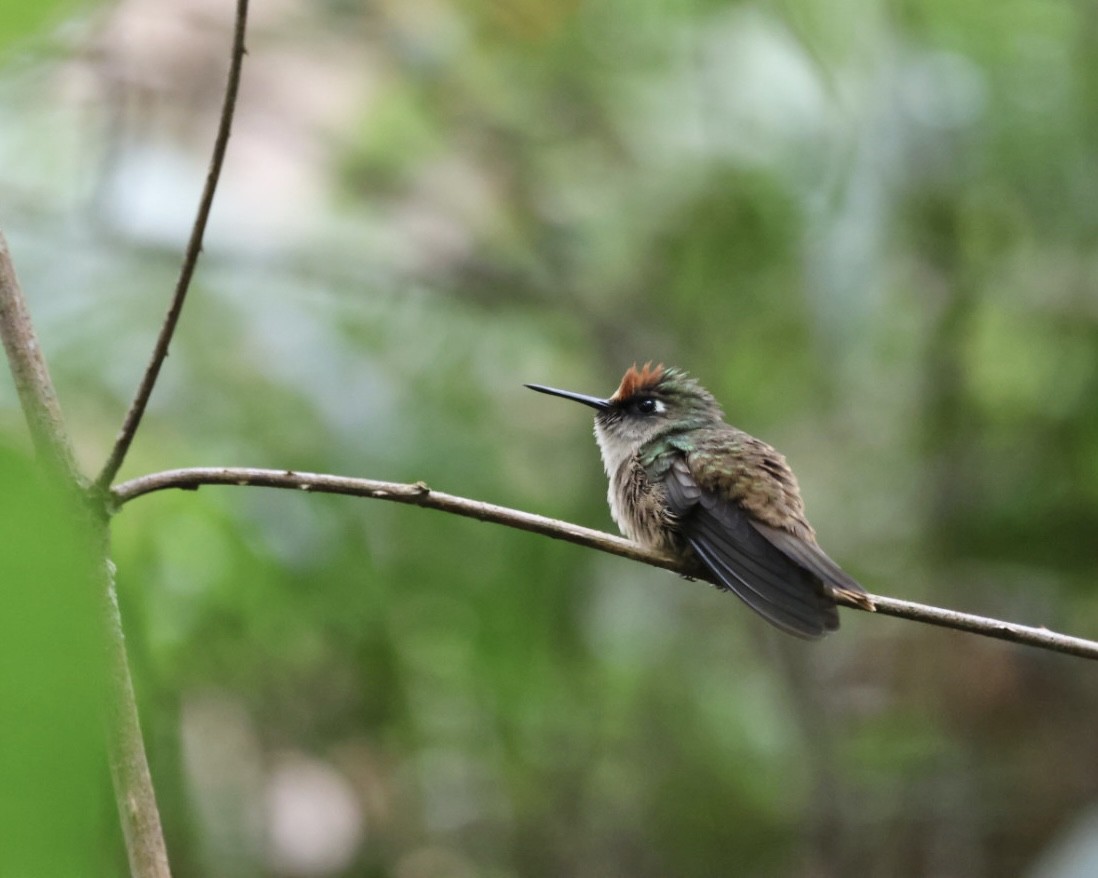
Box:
left=524, top=383, right=611, bottom=411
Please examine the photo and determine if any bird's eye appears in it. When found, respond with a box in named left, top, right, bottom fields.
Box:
left=635, top=397, right=658, bottom=414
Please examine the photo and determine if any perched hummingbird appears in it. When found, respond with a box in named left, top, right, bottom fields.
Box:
left=526, top=363, right=873, bottom=638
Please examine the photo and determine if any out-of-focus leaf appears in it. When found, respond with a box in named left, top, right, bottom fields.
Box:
left=0, top=445, right=110, bottom=874
left=0, top=0, right=78, bottom=56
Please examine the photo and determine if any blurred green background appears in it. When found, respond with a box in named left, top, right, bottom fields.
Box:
left=3, top=0, right=1098, bottom=875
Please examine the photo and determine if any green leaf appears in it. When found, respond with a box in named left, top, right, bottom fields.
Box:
left=0, top=445, right=111, bottom=875
left=0, top=0, right=81, bottom=56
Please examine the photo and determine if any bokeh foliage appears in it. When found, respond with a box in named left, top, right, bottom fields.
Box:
left=3, top=0, right=1098, bottom=875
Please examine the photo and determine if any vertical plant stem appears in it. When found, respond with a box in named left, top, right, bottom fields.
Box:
left=0, top=235, right=172, bottom=876
left=103, top=557, right=172, bottom=878
left=0, top=233, right=81, bottom=481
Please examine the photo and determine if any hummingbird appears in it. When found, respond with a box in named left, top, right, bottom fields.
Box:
left=526, top=363, right=873, bottom=638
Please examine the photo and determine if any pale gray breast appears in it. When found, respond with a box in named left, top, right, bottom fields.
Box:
left=608, top=454, right=678, bottom=552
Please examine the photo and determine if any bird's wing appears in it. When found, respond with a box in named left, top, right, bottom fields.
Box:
left=748, top=521, right=869, bottom=607
left=663, top=456, right=840, bottom=639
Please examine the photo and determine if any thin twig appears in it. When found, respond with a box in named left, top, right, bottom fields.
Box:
left=0, top=233, right=83, bottom=481
left=95, top=0, right=250, bottom=491
left=112, top=467, right=1098, bottom=662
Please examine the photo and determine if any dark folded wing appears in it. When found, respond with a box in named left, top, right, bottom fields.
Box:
left=749, top=521, right=869, bottom=606
left=664, top=458, right=839, bottom=639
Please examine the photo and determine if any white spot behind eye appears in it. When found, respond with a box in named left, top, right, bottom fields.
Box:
left=653, top=400, right=666, bottom=413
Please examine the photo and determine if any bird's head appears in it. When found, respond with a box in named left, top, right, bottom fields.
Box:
left=526, top=363, right=723, bottom=465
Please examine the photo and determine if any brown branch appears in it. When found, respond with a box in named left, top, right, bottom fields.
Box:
left=112, top=467, right=1098, bottom=662
left=90, top=4, right=253, bottom=863
left=0, top=232, right=83, bottom=481
left=95, top=0, right=250, bottom=491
